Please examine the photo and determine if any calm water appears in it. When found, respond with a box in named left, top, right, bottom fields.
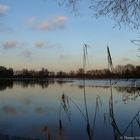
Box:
left=0, top=79, right=140, bottom=140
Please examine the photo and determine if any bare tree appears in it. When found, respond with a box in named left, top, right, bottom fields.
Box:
left=92, top=0, right=140, bottom=29
left=58, top=0, right=140, bottom=29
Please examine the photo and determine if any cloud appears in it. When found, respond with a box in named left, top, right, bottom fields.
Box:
left=0, top=4, right=9, bottom=15
left=34, top=40, right=60, bottom=49
left=2, top=40, right=17, bottom=49
left=34, top=41, right=46, bottom=48
left=38, top=16, right=68, bottom=30
left=28, top=16, right=68, bottom=31
left=21, top=50, right=32, bottom=58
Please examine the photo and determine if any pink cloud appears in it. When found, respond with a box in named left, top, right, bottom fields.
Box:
left=28, top=16, right=68, bottom=31
left=0, top=4, right=9, bottom=15
left=34, top=41, right=46, bottom=48
left=34, top=40, right=61, bottom=49
left=2, top=40, right=17, bottom=49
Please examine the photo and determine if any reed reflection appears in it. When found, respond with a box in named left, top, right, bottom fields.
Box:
left=108, top=46, right=140, bottom=139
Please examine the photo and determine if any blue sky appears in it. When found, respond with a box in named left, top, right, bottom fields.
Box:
left=0, top=0, right=139, bottom=72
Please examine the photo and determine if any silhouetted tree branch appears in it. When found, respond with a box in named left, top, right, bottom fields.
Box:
left=92, top=0, right=140, bottom=29
left=58, top=0, right=140, bottom=29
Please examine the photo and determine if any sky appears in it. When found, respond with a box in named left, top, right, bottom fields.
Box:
left=0, top=0, right=139, bottom=72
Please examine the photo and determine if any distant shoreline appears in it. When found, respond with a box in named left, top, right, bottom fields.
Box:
left=0, top=77, right=140, bottom=80
left=1, top=65, right=140, bottom=80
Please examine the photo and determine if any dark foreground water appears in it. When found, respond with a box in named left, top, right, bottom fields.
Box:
left=0, top=79, right=140, bottom=140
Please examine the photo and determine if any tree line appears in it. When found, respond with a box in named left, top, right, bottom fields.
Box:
left=0, top=64, right=140, bottom=79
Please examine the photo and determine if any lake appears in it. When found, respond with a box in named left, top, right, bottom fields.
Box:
left=0, top=79, right=140, bottom=140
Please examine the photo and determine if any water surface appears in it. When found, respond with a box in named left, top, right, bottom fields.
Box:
left=0, top=79, right=140, bottom=140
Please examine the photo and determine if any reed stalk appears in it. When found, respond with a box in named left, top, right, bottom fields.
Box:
left=107, top=45, right=122, bottom=139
